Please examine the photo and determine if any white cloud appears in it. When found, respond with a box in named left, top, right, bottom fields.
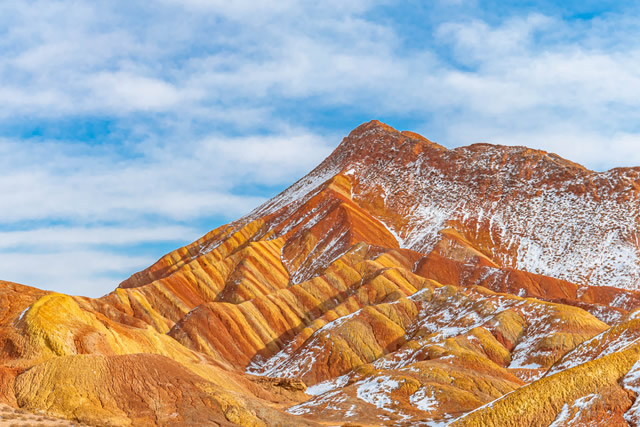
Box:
left=437, top=14, right=554, bottom=64
left=0, top=225, right=205, bottom=297
left=1, top=1, right=639, bottom=136
left=87, top=72, right=188, bottom=111
left=0, top=128, right=331, bottom=224
left=0, top=250, right=155, bottom=297
left=158, top=0, right=378, bottom=19
left=199, top=132, right=335, bottom=183
left=0, top=225, right=199, bottom=250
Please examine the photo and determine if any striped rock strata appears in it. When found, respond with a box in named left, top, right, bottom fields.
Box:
left=2, top=121, right=640, bottom=425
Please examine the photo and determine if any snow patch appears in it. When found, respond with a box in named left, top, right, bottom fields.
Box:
left=17, top=306, right=29, bottom=321
left=356, top=376, right=400, bottom=410
left=410, top=386, right=438, bottom=412
left=306, top=375, right=349, bottom=396
left=549, top=404, right=571, bottom=427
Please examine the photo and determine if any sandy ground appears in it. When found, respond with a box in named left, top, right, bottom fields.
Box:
left=0, top=403, right=77, bottom=426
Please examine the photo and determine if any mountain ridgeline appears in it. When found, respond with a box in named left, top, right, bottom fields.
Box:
left=2, top=120, right=640, bottom=426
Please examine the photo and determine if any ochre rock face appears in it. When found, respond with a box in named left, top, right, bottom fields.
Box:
left=2, top=120, right=640, bottom=425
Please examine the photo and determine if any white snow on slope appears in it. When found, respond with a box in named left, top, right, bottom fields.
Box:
left=348, top=141, right=640, bottom=290
left=410, top=386, right=438, bottom=412
left=355, top=376, right=400, bottom=410
left=548, top=394, right=599, bottom=426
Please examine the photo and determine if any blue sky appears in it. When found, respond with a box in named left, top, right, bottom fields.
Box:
left=2, top=0, right=640, bottom=296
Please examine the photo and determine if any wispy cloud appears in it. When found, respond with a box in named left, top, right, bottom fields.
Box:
left=0, top=250, right=155, bottom=296
left=0, top=226, right=198, bottom=250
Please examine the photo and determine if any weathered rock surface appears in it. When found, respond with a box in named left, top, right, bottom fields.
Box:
left=2, top=121, right=640, bottom=425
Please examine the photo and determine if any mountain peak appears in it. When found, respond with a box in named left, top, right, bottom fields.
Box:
left=346, top=121, right=591, bottom=177
left=321, top=120, right=448, bottom=178
left=350, top=119, right=397, bottom=134
left=343, top=119, right=446, bottom=151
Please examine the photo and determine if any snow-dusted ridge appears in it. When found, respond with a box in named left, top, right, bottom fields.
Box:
left=190, top=121, right=640, bottom=292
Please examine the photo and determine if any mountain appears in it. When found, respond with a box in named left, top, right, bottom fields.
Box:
left=2, top=120, right=640, bottom=426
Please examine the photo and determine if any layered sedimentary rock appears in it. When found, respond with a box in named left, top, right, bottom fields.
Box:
left=2, top=120, right=640, bottom=426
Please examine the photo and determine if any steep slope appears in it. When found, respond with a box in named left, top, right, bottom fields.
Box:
left=1, top=120, right=640, bottom=426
